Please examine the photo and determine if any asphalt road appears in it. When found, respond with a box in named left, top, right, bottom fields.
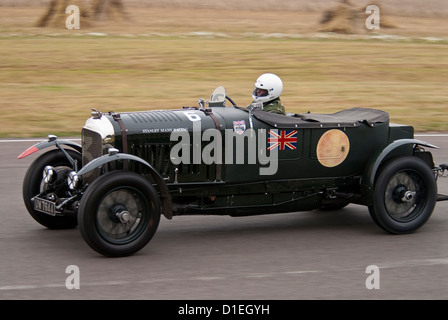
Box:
left=1, top=135, right=448, bottom=300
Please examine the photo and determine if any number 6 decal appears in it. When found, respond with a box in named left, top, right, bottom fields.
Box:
left=183, top=111, right=201, bottom=122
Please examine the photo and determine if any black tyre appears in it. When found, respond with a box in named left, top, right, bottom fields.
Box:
left=78, top=171, right=161, bottom=257
left=22, top=149, right=81, bottom=229
left=368, top=156, right=437, bottom=234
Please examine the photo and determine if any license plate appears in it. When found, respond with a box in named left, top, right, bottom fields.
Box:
left=33, top=197, right=56, bottom=216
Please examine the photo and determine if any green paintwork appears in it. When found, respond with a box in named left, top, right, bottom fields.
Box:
left=80, top=96, right=437, bottom=218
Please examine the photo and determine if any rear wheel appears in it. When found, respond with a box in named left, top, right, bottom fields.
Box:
left=368, top=156, right=437, bottom=234
left=78, top=171, right=161, bottom=257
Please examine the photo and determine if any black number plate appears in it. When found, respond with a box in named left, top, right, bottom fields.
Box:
left=34, top=197, right=56, bottom=216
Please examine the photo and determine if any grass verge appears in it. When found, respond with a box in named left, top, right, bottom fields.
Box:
left=1, top=9, right=447, bottom=137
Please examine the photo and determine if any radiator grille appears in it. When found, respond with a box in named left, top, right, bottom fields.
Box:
left=130, top=143, right=171, bottom=179
left=82, top=128, right=103, bottom=183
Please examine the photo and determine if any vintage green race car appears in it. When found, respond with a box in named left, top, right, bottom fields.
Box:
left=19, top=87, right=448, bottom=257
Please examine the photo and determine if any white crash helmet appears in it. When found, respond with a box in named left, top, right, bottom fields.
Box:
left=252, top=73, right=283, bottom=104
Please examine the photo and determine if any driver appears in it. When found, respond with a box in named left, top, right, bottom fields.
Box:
left=251, top=73, right=286, bottom=115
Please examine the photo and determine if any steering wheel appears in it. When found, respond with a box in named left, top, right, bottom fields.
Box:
left=225, top=95, right=238, bottom=108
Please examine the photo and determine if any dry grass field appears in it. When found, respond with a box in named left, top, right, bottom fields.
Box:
left=1, top=1, right=447, bottom=137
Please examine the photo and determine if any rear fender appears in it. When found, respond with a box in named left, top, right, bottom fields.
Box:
left=77, top=150, right=173, bottom=219
left=361, top=139, right=438, bottom=205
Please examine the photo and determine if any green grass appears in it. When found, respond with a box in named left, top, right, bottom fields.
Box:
left=1, top=34, right=447, bottom=137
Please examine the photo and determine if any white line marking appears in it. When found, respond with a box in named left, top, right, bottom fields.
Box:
left=415, top=134, right=448, bottom=137
left=1, top=258, right=447, bottom=291
left=0, top=139, right=81, bottom=143
left=378, top=258, right=448, bottom=269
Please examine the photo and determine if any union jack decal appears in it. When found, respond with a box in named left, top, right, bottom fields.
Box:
left=268, top=130, right=298, bottom=151
left=233, top=120, right=246, bottom=135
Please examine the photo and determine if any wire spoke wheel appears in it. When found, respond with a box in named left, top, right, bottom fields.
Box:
left=369, top=156, right=436, bottom=234
left=78, top=171, right=161, bottom=257
left=96, top=188, right=147, bottom=244
left=384, top=171, right=423, bottom=221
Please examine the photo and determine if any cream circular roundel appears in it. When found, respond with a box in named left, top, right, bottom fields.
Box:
left=316, top=129, right=350, bottom=167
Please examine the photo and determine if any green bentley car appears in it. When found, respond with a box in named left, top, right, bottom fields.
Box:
left=19, top=87, right=448, bottom=257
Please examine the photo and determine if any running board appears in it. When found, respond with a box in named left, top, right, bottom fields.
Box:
left=437, top=194, right=448, bottom=202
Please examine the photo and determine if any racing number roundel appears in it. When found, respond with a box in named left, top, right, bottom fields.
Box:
left=316, top=129, right=350, bottom=167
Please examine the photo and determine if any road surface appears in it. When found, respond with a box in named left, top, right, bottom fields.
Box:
left=1, top=135, right=448, bottom=300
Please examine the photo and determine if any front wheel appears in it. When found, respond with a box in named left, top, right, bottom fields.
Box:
left=78, top=171, right=161, bottom=257
left=368, top=156, right=437, bottom=234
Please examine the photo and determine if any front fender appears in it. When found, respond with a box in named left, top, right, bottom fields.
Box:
left=18, top=135, right=82, bottom=159
left=77, top=150, right=173, bottom=219
left=360, top=139, right=439, bottom=205
left=76, top=151, right=151, bottom=176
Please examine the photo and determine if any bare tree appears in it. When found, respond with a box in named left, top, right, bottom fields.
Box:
left=91, top=0, right=128, bottom=21
left=318, top=0, right=396, bottom=34
left=36, top=0, right=127, bottom=28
